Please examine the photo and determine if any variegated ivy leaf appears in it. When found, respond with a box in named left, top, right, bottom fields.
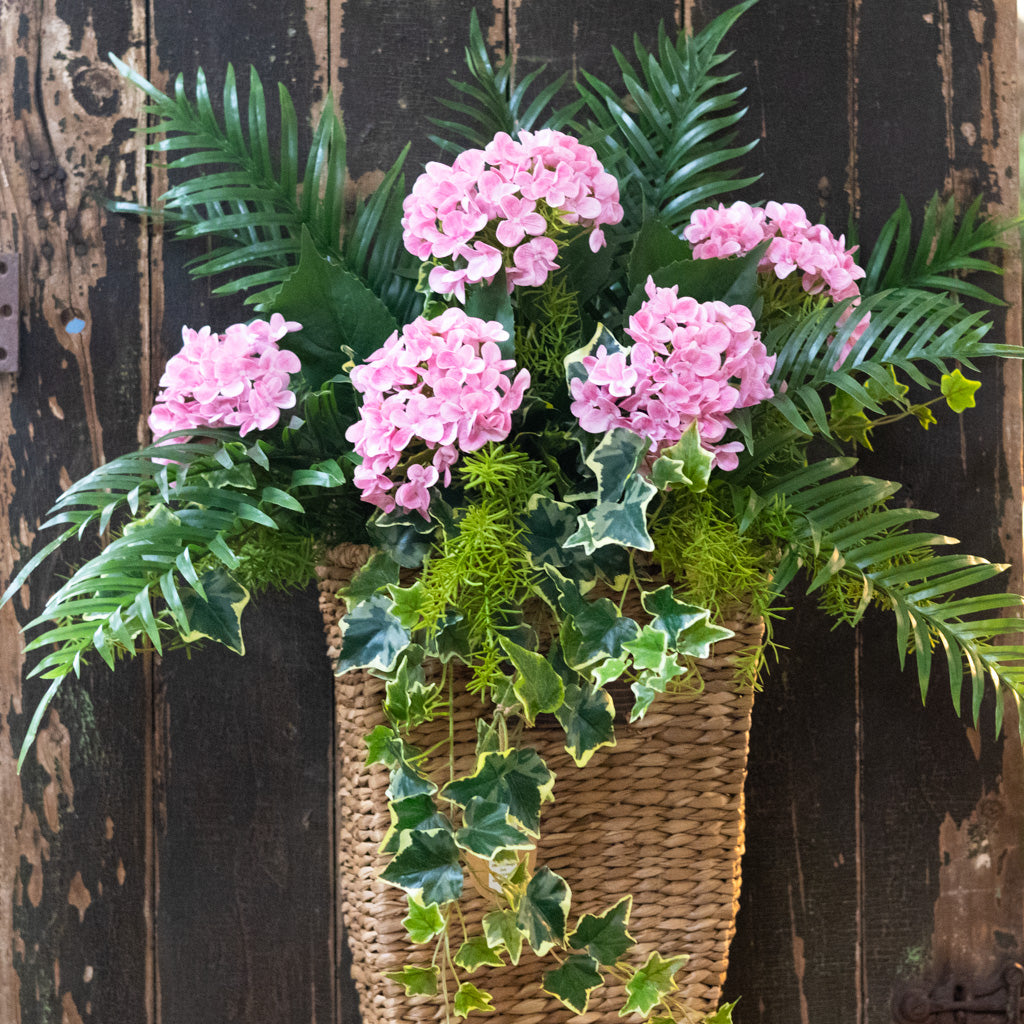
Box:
left=642, top=587, right=726, bottom=650
left=649, top=421, right=714, bottom=494
left=455, top=797, right=534, bottom=859
left=180, top=569, right=249, bottom=653
left=579, top=427, right=649, bottom=505
left=401, top=896, right=446, bottom=944
left=482, top=909, right=525, bottom=965
left=567, top=895, right=635, bottom=965
left=388, top=761, right=437, bottom=802
left=454, top=935, right=505, bottom=974
left=387, top=579, right=427, bottom=629
left=567, top=472, right=658, bottom=554
left=442, top=749, right=554, bottom=837
left=384, top=964, right=440, bottom=997
left=367, top=508, right=437, bottom=569
left=384, top=657, right=442, bottom=730
left=453, top=981, right=495, bottom=1018
left=564, top=323, right=625, bottom=393
left=499, top=637, right=564, bottom=725
left=555, top=681, right=616, bottom=768
left=542, top=954, right=604, bottom=1015
left=547, top=567, right=639, bottom=670
left=516, top=867, right=571, bottom=956
left=622, top=950, right=689, bottom=1017
left=344, top=550, right=401, bottom=607
left=380, top=793, right=452, bottom=855
left=623, top=625, right=671, bottom=673
left=623, top=626, right=692, bottom=722
left=380, top=828, right=463, bottom=906
left=521, top=495, right=578, bottom=569
left=335, top=593, right=410, bottom=674
left=592, top=656, right=628, bottom=689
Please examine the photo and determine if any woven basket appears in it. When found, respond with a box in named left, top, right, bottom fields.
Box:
left=319, top=543, right=761, bottom=1024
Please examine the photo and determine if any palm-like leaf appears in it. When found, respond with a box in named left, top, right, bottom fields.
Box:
left=428, top=10, right=569, bottom=154
left=108, top=56, right=419, bottom=319
left=566, top=0, right=759, bottom=237
left=733, top=457, right=1024, bottom=736
left=762, top=287, right=1020, bottom=438
left=861, top=193, right=1012, bottom=303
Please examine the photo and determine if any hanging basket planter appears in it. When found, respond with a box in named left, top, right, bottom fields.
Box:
left=319, top=543, right=763, bottom=1023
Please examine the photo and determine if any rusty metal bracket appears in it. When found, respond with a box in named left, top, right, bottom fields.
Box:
left=893, top=961, right=1023, bottom=1023
left=0, top=253, right=19, bottom=374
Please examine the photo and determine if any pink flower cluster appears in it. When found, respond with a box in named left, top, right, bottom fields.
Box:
left=684, top=200, right=871, bottom=362
left=402, top=129, right=623, bottom=301
left=570, top=279, right=776, bottom=471
left=345, top=309, right=530, bottom=516
left=148, top=314, right=302, bottom=438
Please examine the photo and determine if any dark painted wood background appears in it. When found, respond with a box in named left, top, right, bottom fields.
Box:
left=1, top=2, right=1021, bottom=1023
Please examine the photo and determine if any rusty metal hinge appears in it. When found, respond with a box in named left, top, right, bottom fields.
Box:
left=0, top=253, right=18, bottom=374
left=893, top=962, right=1023, bottom=1023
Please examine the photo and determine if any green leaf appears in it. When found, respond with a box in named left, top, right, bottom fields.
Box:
left=454, top=935, right=505, bottom=974
left=453, top=981, right=495, bottom=1018
left=443, top=748, right=555, bottom=837
left=568, top=895, right=636, bottom=965
left=542, top=954, right=604, bottom=1015
left=380, top=794, right=452, bottom=855
left=499, top=638, right=565, bottom=725
left=516, top=867, right=571, bottom=957
left=549, top=569, right=640, bottom=670
left=555, top=681, right=616, bottom=768
left=384, top=655, right=441, bottom=729
left=335, top=594, right=411, bottom=674
left=704, top=999, right=740, bottom=1023
left=384, top=965, right=440, bottom=997
left=401, top=896, right=446, bottom=944
left=650, top=421, right=715, bottom=493
left=380, top=828, right=463, bottom=906
left=565, top=323, right=627, bottom=393
left=482, top=909, right=525, bottom=965
left=941, top=368, right=982, bottom=412
left=464, top=272, right=515, bottom=357
left=273, top=227, right=398, bottom=388
left=455, top=797, right=534, bottom=859
left=344, top=550, right=401, bottom=606
left=642, top=586, right=711, bottom=645
left=622, top=950, right=688, bottom=1017
left=179, top=569, right=249, bottom=653
left=627, top=216, right=692, bottom=292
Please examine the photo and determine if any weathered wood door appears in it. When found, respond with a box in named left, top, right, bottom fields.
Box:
left=1, top=2, right=1020, bottom=1022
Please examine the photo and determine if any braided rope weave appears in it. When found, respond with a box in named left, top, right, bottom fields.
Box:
left=319, top=543, right=761, bottom=1023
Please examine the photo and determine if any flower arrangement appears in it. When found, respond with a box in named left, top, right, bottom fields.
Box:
left=5, top=4, right=1024, bottom=1023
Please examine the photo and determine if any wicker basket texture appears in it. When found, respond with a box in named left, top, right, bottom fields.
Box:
left=319, top=543, right=761, bottom=1024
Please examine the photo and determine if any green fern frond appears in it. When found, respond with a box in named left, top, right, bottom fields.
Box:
left=861, top=193, right=1013, bottom=303
left=567, top=1, right=759, bottom=236
left=428, top=10, right=568, bottom=154
left=108, top=55, right=418, bottom=319
left=735, top=457, right=1024, bottom=736
left=763, top=287, right=1021, bottom=438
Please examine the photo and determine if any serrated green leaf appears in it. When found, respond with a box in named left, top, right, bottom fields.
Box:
left=454, top=935, right=505, bottom=974
left=453, top=981, right=494, bottom=1018
left=443, top=748, right=555, bottom=837
left=516, top=867, right=571, bottom=957
left=567, top=472, right=658, bottom=554
left=380, top=794, right=452, bottom=855
left=649, top=421, right=715, bottom=493
left=941, top=368, right=982, bottom=413
left=568, top=895, right=635, bottom=965
left=179, top=569, right=249, bottom=653
left=335, top=593, right=410, bottom=674
left=555, top=681, right=616, bottom=768
left=344, top=550, right=401, bottom=607
left=380, top=828, right=463, bottom=906
left=385, top=964, right=440, bottom=997
left=542, top=954, right=604, bottom=1015
left=482, top=909, right=525, bottom=965
left=455, top=797, right=534, bottom=859
left=622, top=950, right=688, bottom=1017
left=499, top=638, right=564, bottom=725
left=401, top=896, right=446, bottom=944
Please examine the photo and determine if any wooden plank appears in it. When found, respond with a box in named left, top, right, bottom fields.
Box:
left=144, top=3, right=336, bottom=1022
left=0, top=2, right=154, bottom=1022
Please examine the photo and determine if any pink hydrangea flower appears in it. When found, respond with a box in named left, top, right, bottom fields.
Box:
left=346, top=309, right=530, bottom=516
left=569, top=278, right=776, bottom=471
left=148, top=314, right=302, bottom=439
left=402, top=129, right=623, bottom=297
left=684, top=200, right=871, bottom=366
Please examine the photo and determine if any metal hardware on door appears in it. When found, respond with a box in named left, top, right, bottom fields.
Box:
left=892, top=961, right=1023, bottom=1023
left=0, top=253, right=18, bottom=374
